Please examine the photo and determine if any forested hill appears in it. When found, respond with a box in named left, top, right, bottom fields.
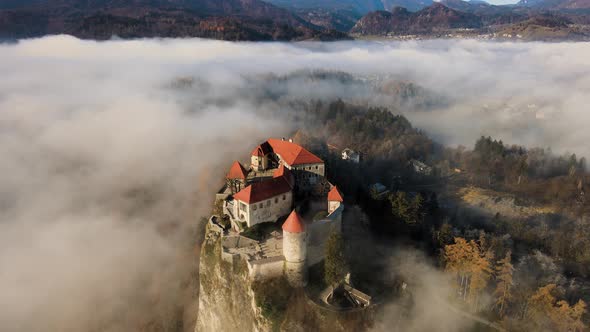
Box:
left=0, top=0, right=349, bottom=40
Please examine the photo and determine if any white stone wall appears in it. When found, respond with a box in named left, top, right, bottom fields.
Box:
left=250, top=155, right=268, bottom=171
left=245, top=191, right=292, bottom=227
left=284, top=261, right=307, bottom=287
left=283, top=231, right=307, bottom=263
left=248, top=257, right=284, bottom=281
left=307, top=205, right=343, bottom=266
left=328, top=200, right=341, bottom=214
left=284, top=162, right=325, bottom=190
left=235, top=201, right=249, bottom=225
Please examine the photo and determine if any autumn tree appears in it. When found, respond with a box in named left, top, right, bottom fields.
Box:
left=528, top=284, right=588, bottom=332
left=444, top=237, right=493, bottom=308
left=444, top=237, right=476, bottom=301
left=468, top=241, right=493, bottom=310
left=494, top=250, right=514, bottom=317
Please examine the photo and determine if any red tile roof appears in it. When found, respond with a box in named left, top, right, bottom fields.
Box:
left=233, top=176, right=292, bottom=204
left=251, top=141, right=272, bottom=157
left=328, top=186, right=344, bottom=202
left=273, top=164, right=294, bottom=188
left=267, top=138, right=323, bottom=166
left=227, top=161, right=248, bottom=180
left=282, top=210, right=305, bottom=233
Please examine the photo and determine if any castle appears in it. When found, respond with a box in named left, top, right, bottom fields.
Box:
left=212, top=138, right=343, bottom=287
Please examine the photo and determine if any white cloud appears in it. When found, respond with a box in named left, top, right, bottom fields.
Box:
left=1, top=36, right=589, bottom=331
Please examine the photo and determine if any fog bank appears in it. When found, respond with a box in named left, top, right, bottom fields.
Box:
left=1, top=36, right=590, bottom=331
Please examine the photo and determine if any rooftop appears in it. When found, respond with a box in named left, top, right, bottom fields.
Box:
left=227, top=161, right=248, bottom=180
left=233, top=176, right=292, bottom=204
left=251, top=141, right=272, bottom=157
left=273, top=164, right=294, bottom=188
left=328, top=186, right=344, bottom=202
left=282, top=210, right=305, bottom=233
left=267, top=138, right=323, bottom=166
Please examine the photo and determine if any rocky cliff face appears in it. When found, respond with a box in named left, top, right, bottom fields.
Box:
left=196, top=226, right=272, bottom=332
left=195, top=223, right=375, bottom=332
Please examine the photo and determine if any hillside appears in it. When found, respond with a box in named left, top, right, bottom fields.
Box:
left=496, top=14, right=590, bottom=40
left=350, top=3, right=482, bottom=35
left=0, top=0, right=348, bottom=40
left=517, top=0, right=590, bottom=9
left=261, top=0, right=433, bottom=14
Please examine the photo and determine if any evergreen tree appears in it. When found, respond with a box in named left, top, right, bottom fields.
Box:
left=390, top=191, right=411, bottom=224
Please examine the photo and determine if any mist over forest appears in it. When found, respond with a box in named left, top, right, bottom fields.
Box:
left=2, top=36, right=590, bottom=331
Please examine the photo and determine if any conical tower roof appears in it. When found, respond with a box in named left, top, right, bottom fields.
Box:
left=227, top=161, right=248, bottom=180
left=282, top=210, right=305, bottom=233
left=328, top=186, right=344, bottom=202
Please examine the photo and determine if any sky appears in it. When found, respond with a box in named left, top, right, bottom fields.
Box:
left=1, top=36, right=590, bottom=331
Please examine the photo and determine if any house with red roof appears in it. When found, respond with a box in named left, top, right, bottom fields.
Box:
left=230, top=175, right=293, bottom=227
left=250, top=138, right=325, bottom=192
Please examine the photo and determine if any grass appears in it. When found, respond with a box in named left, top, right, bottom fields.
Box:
left=252, top=277, right=294, bottom=331
left=313, top=210, right=328, bottom=221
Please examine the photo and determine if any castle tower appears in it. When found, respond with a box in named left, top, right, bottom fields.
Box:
left=327, top=186, right=344, bottom=214
left=226, top=161, right=248, bottom=194
left=250, top=142, right=271, bottom=171
left=282, top=210, right=308, bottom=287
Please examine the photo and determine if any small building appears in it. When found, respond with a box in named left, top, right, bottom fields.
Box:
left=341, top=148, right=360, bottom=163
left=410, top=159, right=433, bottom=176
left=370, top=183, right=389, bottom=200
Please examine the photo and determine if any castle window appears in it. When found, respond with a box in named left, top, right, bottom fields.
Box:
left=315, top=165, right=318, bottom=169
left=282, top=195, right=286, bottom=200
left=266, top=200, right=271, bottom=207
left=252, top=204, right=257, bottom=211
left=240, top=203, right=247, bottom=212
left=275, top=197, right=278, bottom=204
left=259, top=203, right=263, bottom=209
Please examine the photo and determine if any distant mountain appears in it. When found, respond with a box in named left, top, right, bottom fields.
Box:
left=0, top=0, right=349, bottom=40
left=261, top=0, right=433, bottom=14
left=350, top=3, right=482, bottom=35
left=293, top=8, right=362, bottom=32
left=516, top=0, right=590, bottom=9
left=440, top=0, right=528, bottom=25
left=497, top=14, right=588, bottom=39
left=381, top=0, right=434, bottom=11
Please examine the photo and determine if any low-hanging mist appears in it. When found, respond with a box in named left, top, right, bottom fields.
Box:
left=2, top=36, right=590, bottom=331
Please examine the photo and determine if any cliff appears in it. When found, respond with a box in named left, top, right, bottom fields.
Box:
left=195, top=222, right=374, bottom=332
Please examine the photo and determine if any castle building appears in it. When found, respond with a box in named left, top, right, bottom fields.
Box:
left=282, top=210, right=308, bottom=287
left=231, top=175, right=293, bottom=228
left=218, top=138, right=345, bottom=285
left=250, top=138, right=325, bottom=192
